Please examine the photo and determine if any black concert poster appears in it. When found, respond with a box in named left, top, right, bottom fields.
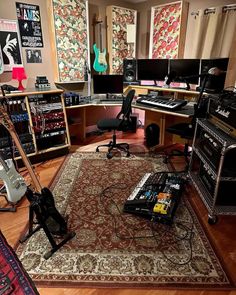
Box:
left=16, top=2, right=44, bottom=47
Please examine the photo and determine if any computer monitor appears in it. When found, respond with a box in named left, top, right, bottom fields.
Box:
left=200, top=58, right=229, bottom=93
left=93, top=74, right=124, bottom=95
left=169, top=59, right=201, bottom=85
left=137, top=59, right=169, bottom=82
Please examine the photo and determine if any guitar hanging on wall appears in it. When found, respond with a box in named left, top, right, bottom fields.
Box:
left=93, top=19, right=108, bottom=73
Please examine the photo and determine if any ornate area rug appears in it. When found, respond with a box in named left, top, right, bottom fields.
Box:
left=0, top=230, right=39, bottom=295
left=16, top=152, right=232, bottom=289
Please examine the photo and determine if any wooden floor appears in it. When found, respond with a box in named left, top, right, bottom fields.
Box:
left=1, top=129, right=236, bottom=295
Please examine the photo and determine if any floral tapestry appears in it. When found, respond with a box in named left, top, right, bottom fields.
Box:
left=109, top=6, right=137, bottom=74
left=52, top=0, right=89, bottom=82
left=150, top=2, right=182, bottom=59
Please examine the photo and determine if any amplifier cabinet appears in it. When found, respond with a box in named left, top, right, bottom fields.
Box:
left=188, top=118, right=236, bottom=224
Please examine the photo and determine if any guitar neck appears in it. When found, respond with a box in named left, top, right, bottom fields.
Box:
left=0, top=151, right=9, bottom=172
left=99, top=22, right=103, bottom=51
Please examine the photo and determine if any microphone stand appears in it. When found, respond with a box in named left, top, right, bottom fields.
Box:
left=196, top=73, right=209, bottom=109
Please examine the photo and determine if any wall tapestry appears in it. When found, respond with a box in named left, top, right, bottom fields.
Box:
left=0, top=19, right=23, bottom=72
left=16, top=2, right=44, bottom=48
left=52, top=0, right=89, bottom=82
left=107, top=6, right=137, bottom=74
left=150, top=1, right=186, bottom=59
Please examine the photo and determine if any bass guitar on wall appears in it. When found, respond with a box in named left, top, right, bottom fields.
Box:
left=93, top=18, right=108, bottom=73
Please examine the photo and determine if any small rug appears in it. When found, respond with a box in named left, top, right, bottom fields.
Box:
left=16, top=152, right=232, bottom=289
left=0, top=230, right=39, bottom=295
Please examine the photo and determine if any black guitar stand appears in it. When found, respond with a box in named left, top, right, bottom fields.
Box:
left=20, top=188, right=76, bottom=260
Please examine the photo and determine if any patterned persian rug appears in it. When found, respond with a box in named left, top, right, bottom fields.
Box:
left=0, top=230, right=39, bottom=295
left=16, top=152, right=232, bottom=288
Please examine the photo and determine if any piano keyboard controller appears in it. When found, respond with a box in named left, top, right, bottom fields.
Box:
left=136, top=94, right=187, bottom=110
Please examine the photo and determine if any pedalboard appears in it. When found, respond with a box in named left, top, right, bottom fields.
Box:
left=124, top=172, right=184, bottom=225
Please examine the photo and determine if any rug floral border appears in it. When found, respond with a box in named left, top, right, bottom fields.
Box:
left=16, top=152, right=234, bottom=289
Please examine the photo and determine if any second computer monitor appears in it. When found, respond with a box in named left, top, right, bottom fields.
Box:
left=199, top=58, right=229, bottom=93
left=93, top=74, right=124, bottom=95
left=169, top=59, right=200, bottom=84
left=137, top=59, right=169, bottom=81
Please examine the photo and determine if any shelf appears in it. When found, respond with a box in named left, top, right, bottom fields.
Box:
left=37, top=144, right=70, bottom=154
left=189, top=171, right=236, bottom=215
left=189, top=118, right=236, bottom=221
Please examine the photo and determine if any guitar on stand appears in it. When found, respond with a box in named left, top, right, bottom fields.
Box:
left=93, top=18, right=108, bottom=73
left=0, top=87, right=75, bottom=259
left=0, top=151, right=27, bottom=212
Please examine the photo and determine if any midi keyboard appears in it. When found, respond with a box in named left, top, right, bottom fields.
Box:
left=136, top=95, right=187, bottom=110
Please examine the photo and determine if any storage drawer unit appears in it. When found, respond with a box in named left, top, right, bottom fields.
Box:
left=188, top=118, right=236, bottom=224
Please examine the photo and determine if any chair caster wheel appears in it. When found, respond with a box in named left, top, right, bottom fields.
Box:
left=208, top=215, right=218, bottom=225
left=107, top=153, right=113, bottom=159
left=163, top=157, right=168, bottom=164
left=126, top=152, right=130, bottom=157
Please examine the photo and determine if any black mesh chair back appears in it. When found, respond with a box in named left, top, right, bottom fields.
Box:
left=116, top=89, right=135, bottom=129
left=96, top=89, right=136, bottom=159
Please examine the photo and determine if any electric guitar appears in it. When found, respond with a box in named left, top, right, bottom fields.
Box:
left=93, top=20, right=108, bottom=73
left=0, top=154, right=27, bottom=203
left=0, top=87, right=75, bottom=259
left=0, top=45, right=4, bottom=74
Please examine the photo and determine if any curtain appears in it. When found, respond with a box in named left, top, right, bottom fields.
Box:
left=191, top=5, right=236, bottom=58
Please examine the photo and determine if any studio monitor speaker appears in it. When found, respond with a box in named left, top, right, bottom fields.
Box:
left=123, top=59, right=137, bottom=83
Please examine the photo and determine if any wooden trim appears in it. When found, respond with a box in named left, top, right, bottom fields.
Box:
left=106, top=6, right=113, bottom=74
left=46, top=0, right=59, bottom=83
left=178, top=1, right=189, bottom=58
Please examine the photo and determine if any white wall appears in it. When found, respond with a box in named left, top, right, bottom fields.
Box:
left=184, top=0, right=236, bottom=58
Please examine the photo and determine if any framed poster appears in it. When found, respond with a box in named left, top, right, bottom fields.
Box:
left=149, top=1, right=188, bottom=59
left=26, top=49, right=42, bottom=63
left=16, top=2, right=43, bottom=48
left=0, top=19, right=23, bottom=71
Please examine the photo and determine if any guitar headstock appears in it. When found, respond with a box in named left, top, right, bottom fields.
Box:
left=93, top=14, right=103, bottom=26
left=0, top=96, right=15, bottom=131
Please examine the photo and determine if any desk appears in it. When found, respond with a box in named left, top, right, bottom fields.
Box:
left=124, top=84, right=202, bottom=100
left=65, top=95, right=195, bottom=147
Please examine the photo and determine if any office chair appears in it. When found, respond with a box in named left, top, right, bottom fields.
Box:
left=164, top=76, right=209, bottom=168
left=96, top=89, right=135, bottom=159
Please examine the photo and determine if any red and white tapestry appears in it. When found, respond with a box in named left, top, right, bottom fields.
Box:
left=150, top=2, right=182, bottom=59
left=52, top=0, right=89, bottom=82
left=110, top=6, right=137, bottom=74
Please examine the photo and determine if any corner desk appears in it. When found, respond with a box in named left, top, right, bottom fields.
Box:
left=66, top=85, right=203, bottom=148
